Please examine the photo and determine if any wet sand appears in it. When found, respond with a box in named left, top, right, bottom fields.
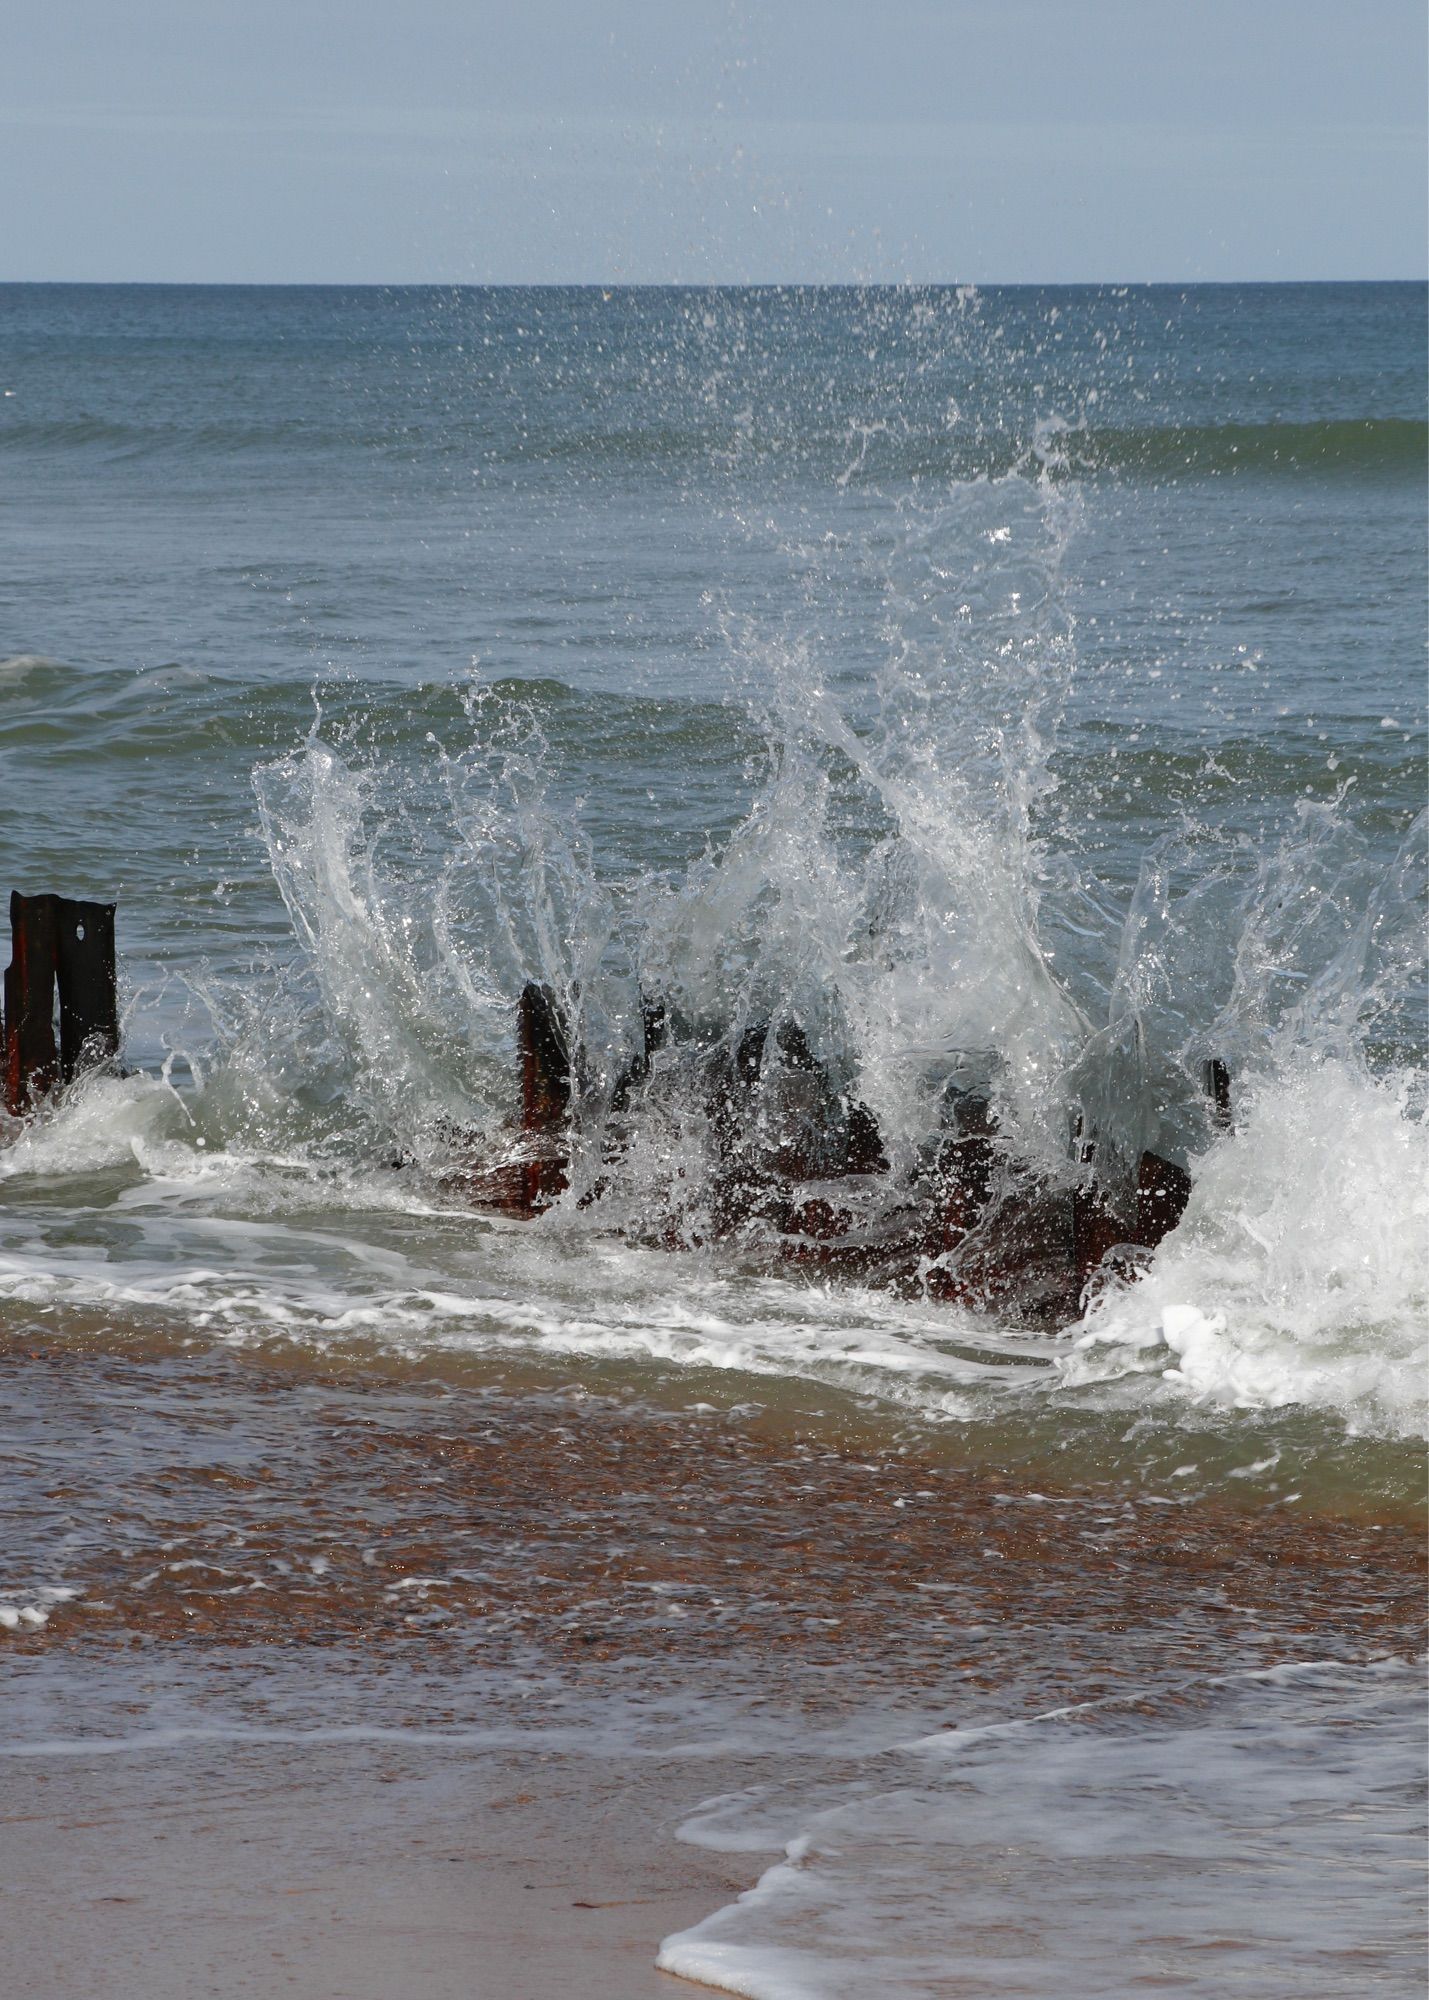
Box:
left=4, top=1337, right=1420, bottom=1672
left=4, top=1738, right=743, bottom=1999
left=3, top=1335, right=1424, bottom=1996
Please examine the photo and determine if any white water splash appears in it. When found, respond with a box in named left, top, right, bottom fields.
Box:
left=1063, top=1054, right=1428, bottom=1435
left=3, top=435, right=1423, bottom=1452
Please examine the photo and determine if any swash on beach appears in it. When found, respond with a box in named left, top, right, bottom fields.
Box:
left=2, top=281, right=1425, bottom=1997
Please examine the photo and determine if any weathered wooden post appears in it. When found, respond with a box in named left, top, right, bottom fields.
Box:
left=454, top=979, right=1230, bottom=1328
left=1135, top=1149, right=1192, bottom=1245
left=4, top=893, right=59, bottom=1113
left=2, top=893, right=118, bottom=1115
left=516, top=981, right=571, bottom=1212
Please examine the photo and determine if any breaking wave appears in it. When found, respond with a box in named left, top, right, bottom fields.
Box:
left=120, top=457, right=1418, bottom=1453
left=3, top=287, right=1424, bottom=1476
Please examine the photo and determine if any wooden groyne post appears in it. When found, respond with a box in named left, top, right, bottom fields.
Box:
left=2, top=892, right=118, bottom=1115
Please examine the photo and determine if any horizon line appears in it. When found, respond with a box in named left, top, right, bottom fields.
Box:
left=2, top=275, right=1426, bottom=290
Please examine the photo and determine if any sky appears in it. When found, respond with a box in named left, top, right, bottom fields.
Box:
left=4, top=0, right=1426, bottom=284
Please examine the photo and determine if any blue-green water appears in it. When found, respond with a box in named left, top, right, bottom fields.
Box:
left=1, top=284, right=1425, bottom=1997
left=2, top=282, right=1423, bottom=1464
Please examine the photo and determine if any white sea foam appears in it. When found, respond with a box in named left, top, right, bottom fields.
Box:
left=1062, top=1054, right=1429, bottom=1435
left=0, top=1069, right=193, bottom=1180
left=659, top=1658, right=1427, bottom=2000
left=0, top=1585, right=80, bottom=1632
left=1, top=1052, right=1423, bottom=1443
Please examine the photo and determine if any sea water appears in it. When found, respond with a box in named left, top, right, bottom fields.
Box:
left=1, top=282, right=1425, bottom=1993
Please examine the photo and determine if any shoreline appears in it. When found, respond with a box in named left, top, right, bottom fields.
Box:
left=3, top=1335, right=1424, bottom=1997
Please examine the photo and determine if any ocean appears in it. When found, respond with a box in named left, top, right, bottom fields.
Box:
left=2, top=282, right=1425, bottom=1996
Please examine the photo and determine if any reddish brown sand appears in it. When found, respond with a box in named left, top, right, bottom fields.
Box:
left=5, top=1339, right=1421, bottom=1675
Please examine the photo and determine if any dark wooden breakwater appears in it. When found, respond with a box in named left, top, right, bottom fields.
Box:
left=1, top=891, right=1226, bottom=1327
left=458, top=981, right=1232, bottom=1330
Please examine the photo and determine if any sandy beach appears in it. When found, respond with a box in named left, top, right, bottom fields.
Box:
left=5, top=1733, right=748, bottom=1999
left=4, top=1334, right=1422, bottom=1996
